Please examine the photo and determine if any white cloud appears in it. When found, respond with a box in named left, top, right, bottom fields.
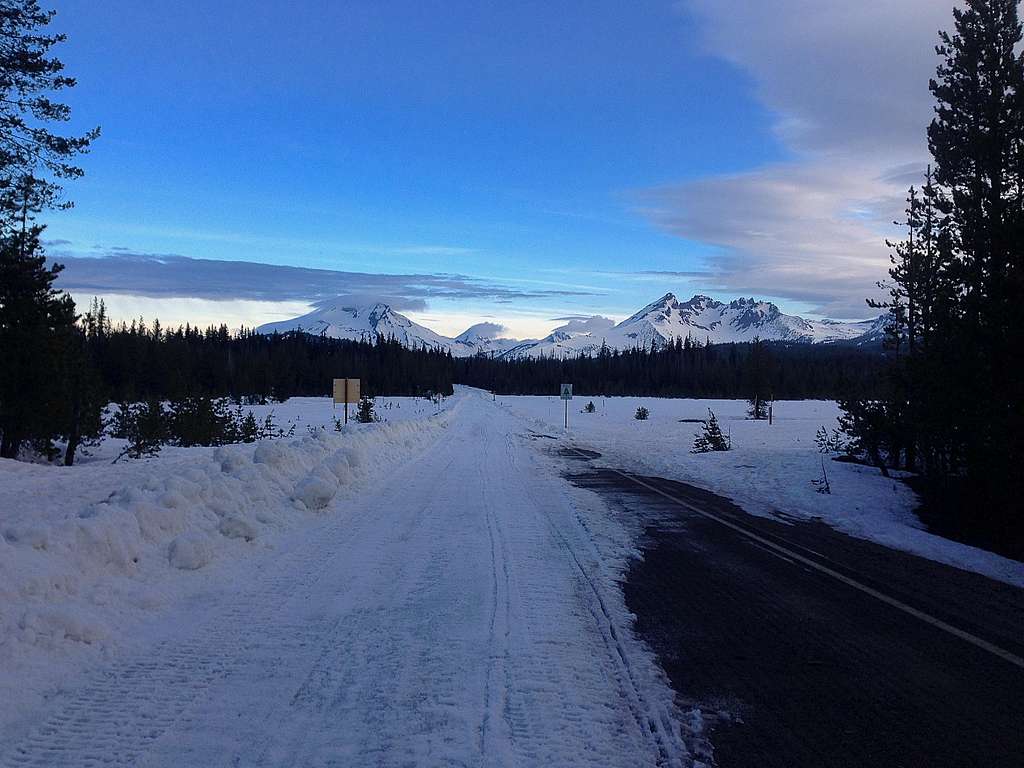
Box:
left=643, top=0, right=955, bottom=317
left=71, top=295, right=314, bottom=331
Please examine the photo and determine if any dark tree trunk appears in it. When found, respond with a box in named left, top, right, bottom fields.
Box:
left=0, top=429, right=22, bottom=459
left=64, top=395, right=81, bottom=466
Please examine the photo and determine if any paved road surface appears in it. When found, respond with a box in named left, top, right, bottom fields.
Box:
left=566, top=457, right=1024, bottom=768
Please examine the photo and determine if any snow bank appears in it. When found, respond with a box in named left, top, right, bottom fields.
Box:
left=0, top=394, right=461, bottom=729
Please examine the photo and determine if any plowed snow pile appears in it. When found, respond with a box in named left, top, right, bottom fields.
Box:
left=0, top=395, right=459, bottom=728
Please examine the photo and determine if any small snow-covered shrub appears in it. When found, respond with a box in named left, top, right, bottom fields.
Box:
left=634, top=406, right=649, bottom=421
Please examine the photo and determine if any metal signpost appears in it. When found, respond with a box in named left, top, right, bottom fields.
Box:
left=560, top=383, right=573, bottom=429
left=333, top=378, right=361, bottom=424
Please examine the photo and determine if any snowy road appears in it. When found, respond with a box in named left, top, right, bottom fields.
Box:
left=1, top=391, right=690, bottom=767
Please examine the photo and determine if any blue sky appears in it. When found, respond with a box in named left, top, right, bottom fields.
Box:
left=44, top=1, right=948, bottom=337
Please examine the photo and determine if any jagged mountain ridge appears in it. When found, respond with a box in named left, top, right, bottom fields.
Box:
left=256, top=293, right=885, bottom=357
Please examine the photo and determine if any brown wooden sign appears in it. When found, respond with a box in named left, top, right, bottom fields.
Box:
left=333, top=378, right=360, bottom=404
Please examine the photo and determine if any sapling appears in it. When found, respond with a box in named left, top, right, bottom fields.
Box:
left=692, top=409, right=729, bottom=453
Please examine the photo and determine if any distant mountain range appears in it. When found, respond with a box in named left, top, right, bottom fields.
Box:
left=256, top=293, right=887, bottom=358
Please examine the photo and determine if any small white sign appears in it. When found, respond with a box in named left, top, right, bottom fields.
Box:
left=560, top=383, right=573, bottom=400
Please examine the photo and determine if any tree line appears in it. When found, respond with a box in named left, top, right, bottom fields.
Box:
left=2, top=298, right=456, bottom=464
left=840, top=0, right=1024, bottom=554
left=455, top=337, right=888, bottom=401
left=82, top=305, right=454, bottom=404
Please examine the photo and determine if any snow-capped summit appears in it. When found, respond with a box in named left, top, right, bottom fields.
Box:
left=612, top=293, right=876, bottom=346
left=451, top=323, right=523, bottom=357
left=257, top=300, right=454, bottom=351
left=258, top=293, right=884, bottom=359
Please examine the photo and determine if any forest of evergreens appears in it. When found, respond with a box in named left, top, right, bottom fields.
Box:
left=837, top=0, right=1024, bottom=554
left=454, top=337, right=887, bottom=400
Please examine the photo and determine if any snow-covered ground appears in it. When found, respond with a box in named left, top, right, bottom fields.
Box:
left=0, top=394, right=458, bottom=739
left=65, top=394, right=448, bottom=466
left=0, top=389, right=701, bottom=766
left=499, top=395, right=1024, bottom=588
left=4, top=387, right=1020, bottom=766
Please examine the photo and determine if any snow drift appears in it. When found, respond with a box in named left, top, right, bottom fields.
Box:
left=0, top=402, right=458, bottom=663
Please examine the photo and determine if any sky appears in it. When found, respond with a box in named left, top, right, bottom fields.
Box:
left=42, top=0, right=955, bottom=339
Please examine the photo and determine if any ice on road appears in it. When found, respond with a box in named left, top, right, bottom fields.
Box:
left=1, top=390, right=689, bottom=767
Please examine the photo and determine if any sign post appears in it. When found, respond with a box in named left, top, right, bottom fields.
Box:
left=333, top=378, right=361, bottom=424
left=560, top=383, right=573, bottom=429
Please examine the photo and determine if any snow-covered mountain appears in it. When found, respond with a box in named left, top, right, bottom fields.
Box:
left=258, top=294, right=884, bottom=358
left=499, top=316, right=615, bottom=359
left=615, top=293, right=878, bottom=346
left=450, top=323, right=524, bottom=357
left=499, top=294, right=881, bottom=357
left=257, top=301, right=454, bottom=352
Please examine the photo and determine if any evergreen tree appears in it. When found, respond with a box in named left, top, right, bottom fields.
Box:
left=837, top=0, right=1024, bottom=551
left=356, top=395, right=376, bottom=423
left=927, top=0, right=1024, bottom=525
left=0, top=2, right=97, bottom=459
left=0, top=1, right=100, bottom=215
left=692, top=409, right=729, bottom=453
left=0, top=223, right=76, bottom=457
left=113, top=399, right=167, bottom=462
left=746, top=396, right=768, bottom=420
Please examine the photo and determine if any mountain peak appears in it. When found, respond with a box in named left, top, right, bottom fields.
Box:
left=455, top=322, right=509, bottom=342
left=258, top=292, right=884, bottom=358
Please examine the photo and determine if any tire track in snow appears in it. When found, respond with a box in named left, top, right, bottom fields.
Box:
left=2, top=391, right=693, bottom=767
left=514, top=445, right=689, bottom=768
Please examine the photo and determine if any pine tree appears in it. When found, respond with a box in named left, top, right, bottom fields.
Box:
left=744, top=337, right=772, bottom=418
left=692, top=409, right=729, bottom=453
left=0, top=222, right=76, bottom=457
left=113, top=399, right=167, bottom=462
left=356, top=395, right=376, bottom=423
left=0, top=1, right=100, bottom=215
left=926, top=0, right=1024, bottom=532
left=746, top=396, right=768, bottom=420
left=0, top=2, right=97, bottom=459
left=836, top=0, right=1024, bottom=549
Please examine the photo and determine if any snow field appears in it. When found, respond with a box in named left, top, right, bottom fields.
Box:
left=0, top=393, right=463, bottom=733
left=499, top=395, right=1024, bottom=588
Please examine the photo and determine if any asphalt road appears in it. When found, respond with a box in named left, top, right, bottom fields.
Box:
left=564, top=453, right=1024, bottom=768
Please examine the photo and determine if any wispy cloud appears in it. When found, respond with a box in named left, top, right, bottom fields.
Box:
left=639, top=0, right=952, bottom=317
left=49, top=250, right=594, bottom=310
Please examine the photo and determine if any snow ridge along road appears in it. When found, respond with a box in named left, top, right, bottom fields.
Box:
left=1, top=390, right=693, bottom=768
